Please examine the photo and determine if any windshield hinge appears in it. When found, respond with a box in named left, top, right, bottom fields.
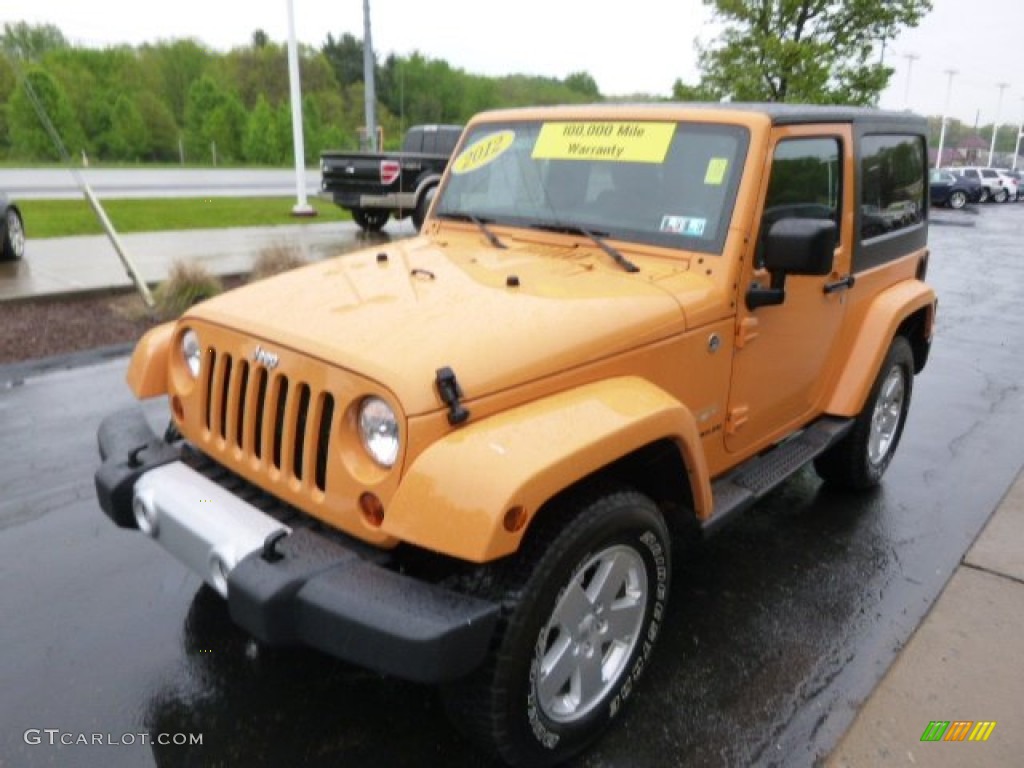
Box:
left=435, top=367, right=470, bottom=426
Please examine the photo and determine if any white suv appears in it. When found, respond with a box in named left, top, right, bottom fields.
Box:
left=949, top=167, right=1014, bottom=202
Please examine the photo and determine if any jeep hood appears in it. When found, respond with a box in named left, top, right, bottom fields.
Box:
left=190, top=236, right=705, bottom=415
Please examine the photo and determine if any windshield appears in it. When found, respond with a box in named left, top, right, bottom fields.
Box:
left=435, top=119, right=750, bottom=255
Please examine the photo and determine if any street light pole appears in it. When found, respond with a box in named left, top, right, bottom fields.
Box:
left=1014, top=98, right=1024, bottom=171
left=935, top=69, right=957, bottom=169
left=286, top=0, right=314, bottom=216
left=902, top=53, right=920, bottom=108
left=362, top=0, right=378, bottom=152
left=988, top=82, right=1009, bottom=167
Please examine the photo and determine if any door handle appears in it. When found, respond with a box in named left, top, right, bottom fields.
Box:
left=823, top=274, right=856, bottom=294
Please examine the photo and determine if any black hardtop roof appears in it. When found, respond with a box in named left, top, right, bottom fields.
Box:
left=481, top=102, right=926, bottom=131
left=678, top=102, right=926, bottom=128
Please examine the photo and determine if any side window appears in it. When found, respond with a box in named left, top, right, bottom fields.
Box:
left=760, top=137, right=841, bottom=250
left=860, top=134, right=926, bottom=240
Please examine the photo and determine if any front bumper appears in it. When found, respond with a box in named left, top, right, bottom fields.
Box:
left=94, top=408, right=499, bottom=683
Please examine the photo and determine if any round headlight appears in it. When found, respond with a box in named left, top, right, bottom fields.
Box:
left=181, top=329, right=202, bottom=379
left=359, top=397, right=400, bottom=468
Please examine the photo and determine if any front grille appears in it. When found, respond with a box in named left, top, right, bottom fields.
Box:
left=201, top=350, right=336, bottom=493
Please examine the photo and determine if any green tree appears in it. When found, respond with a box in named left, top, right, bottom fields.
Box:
left=6, top=67, right=85, bottom=159
left=323, top=32, right=366, bottom=86
left=243, top=94, right=279, bottom=164
left=135, top=91, right=179, bottom=161
left=683, top=0, right=932, bottom=105
left=565, top=71, right=601, bottom=100
left=107, top=94, right=149, bottom=160
left=1, top=21, right=68, bottom=61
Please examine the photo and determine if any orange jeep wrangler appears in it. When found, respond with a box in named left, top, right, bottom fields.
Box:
left=95, top=104, right=936, bottom=766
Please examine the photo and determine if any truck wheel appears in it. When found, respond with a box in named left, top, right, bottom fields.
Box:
left=2, top=206, right=25, bottom=261
left=994, top=188, right=1009, bottom=203
left=412, top=187, right=436, bottom=231
left=442, top=488, right=670, bottom=767
left=948, top=190, right=967, bottom=209
left=351, top=208, right=389, bottom=232
left=815, top=336, right=914, bottom=490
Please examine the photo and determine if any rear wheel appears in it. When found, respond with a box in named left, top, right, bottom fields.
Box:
left=993, top=188, right=1009, bottom=203
left=948, top=190, right=967, bottom=209
left=815, top=336, right=914, bottom=490
left=412, top=186, right=437, bottom=231
left=442, top=488, right=671, bottom=767
left=2, top=207, right=25, bottom=261
left=351, top=208, right=389, bottom=232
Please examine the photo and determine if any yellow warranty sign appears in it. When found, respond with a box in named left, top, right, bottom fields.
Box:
left=452, top=130, right=516, bottom=174
left=532, top=122, right=675, bottom=163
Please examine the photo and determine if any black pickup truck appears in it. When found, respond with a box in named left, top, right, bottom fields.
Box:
left=320, top=124, right=463, bottom=232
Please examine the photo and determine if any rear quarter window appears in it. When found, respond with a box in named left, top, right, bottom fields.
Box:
left=855, top=133, right=927, bottom=271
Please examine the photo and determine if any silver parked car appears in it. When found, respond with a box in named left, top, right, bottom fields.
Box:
left=1, top=191, right=26, bottom=261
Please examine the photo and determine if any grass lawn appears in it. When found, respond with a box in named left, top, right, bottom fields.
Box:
left=19, top=197, right=352, bottom=238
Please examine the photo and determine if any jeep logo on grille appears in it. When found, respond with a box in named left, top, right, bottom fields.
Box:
left=252, top=345, right=280, bottom=370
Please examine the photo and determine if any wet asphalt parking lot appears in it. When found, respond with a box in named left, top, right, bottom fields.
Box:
left=2, top=203, right=1023, bottom=767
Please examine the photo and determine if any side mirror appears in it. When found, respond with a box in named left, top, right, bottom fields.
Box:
left=763, top=217, right=836, bottom=276
left=747, top=217, right=836, bottom=310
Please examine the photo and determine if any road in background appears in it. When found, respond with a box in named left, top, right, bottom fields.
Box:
left=0, top=168, right=321, bottom=200
left=1, top=206, right=1022, bottom=767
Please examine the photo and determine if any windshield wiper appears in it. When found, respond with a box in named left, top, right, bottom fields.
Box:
left=435, top=211, right=506, bottom=249
left=529, top=223, right=639, bottom=273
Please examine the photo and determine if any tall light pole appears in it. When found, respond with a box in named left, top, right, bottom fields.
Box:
left=902, top=53, right=920, bottom=109
left=1014, top=98, right=1024, bottom=171
left=286, top=0, right=314, bottom=216
left=988, top=82, right=1009, bottom=167
left=362, top=0, right=378, bottom=151
left=935, top=69, right=957, bottom=169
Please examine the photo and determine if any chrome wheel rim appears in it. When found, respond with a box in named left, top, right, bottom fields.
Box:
left=868, top=366, right=905, bottom=466
left=6, top=210, right=24, bottom=258
left=534, top=544, right=647, bottom=724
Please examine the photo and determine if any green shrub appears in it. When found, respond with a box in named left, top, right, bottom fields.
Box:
left=248, top=242, right=307, bottom=282
left=153, top=261, right=223, bottom=319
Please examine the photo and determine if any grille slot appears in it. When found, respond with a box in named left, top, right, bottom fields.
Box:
left=253, top=368, right=269, bottom=459
left=272, top=376, right=289, bottom=470
left=315, top=394, right=335, bottom=492
left=197, top=343, right=336, bottom=493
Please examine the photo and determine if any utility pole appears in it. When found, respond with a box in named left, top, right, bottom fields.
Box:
left=935, top=69, right=957, bottom=169
left=905, top=52, right=921, bottom=109
left=988, top=82, right=1010, bottom=167
left=362, top=0, right=378, bottom=151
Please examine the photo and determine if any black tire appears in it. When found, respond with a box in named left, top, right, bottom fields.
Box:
left=412, top=186, right=436, bottom=231
left=814, top=336, right=914, bottom=490
left=351, top=208, right=389, bottom=232
left=979, top=187, right=990, bottom=203
left=442, top=488, right=671, bottom=767
left=994, top=188, right=1009, bottom=203
left=948, top=190, right=967, bottom=210
left=2, top=206, right=25, bottom=261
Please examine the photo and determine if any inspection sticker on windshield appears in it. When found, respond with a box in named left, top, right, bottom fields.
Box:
left=704, top=157, right=729, bottom=185
left=661, top=215, right=706, bottom=236
left=452, top=130, right=516, bottom=174
left=532, top=122, right=675, bottom=163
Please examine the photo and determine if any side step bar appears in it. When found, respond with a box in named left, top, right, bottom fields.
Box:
left=703, top=416, right=853, bottom=536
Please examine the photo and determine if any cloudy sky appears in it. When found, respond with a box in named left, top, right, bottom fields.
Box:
left=6, top=0, right=1023, bottom=127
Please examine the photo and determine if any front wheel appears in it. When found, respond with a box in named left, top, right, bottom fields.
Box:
left=350, top=208, right=389, bottom=232
left=948, top=190, right=967, bottom=209
left=815, top=336, right=914, bottom=490
left=443, top=488, right=671, bottom=767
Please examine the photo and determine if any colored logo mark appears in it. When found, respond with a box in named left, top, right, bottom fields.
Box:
left=920, top=720, right=996, bottom=742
